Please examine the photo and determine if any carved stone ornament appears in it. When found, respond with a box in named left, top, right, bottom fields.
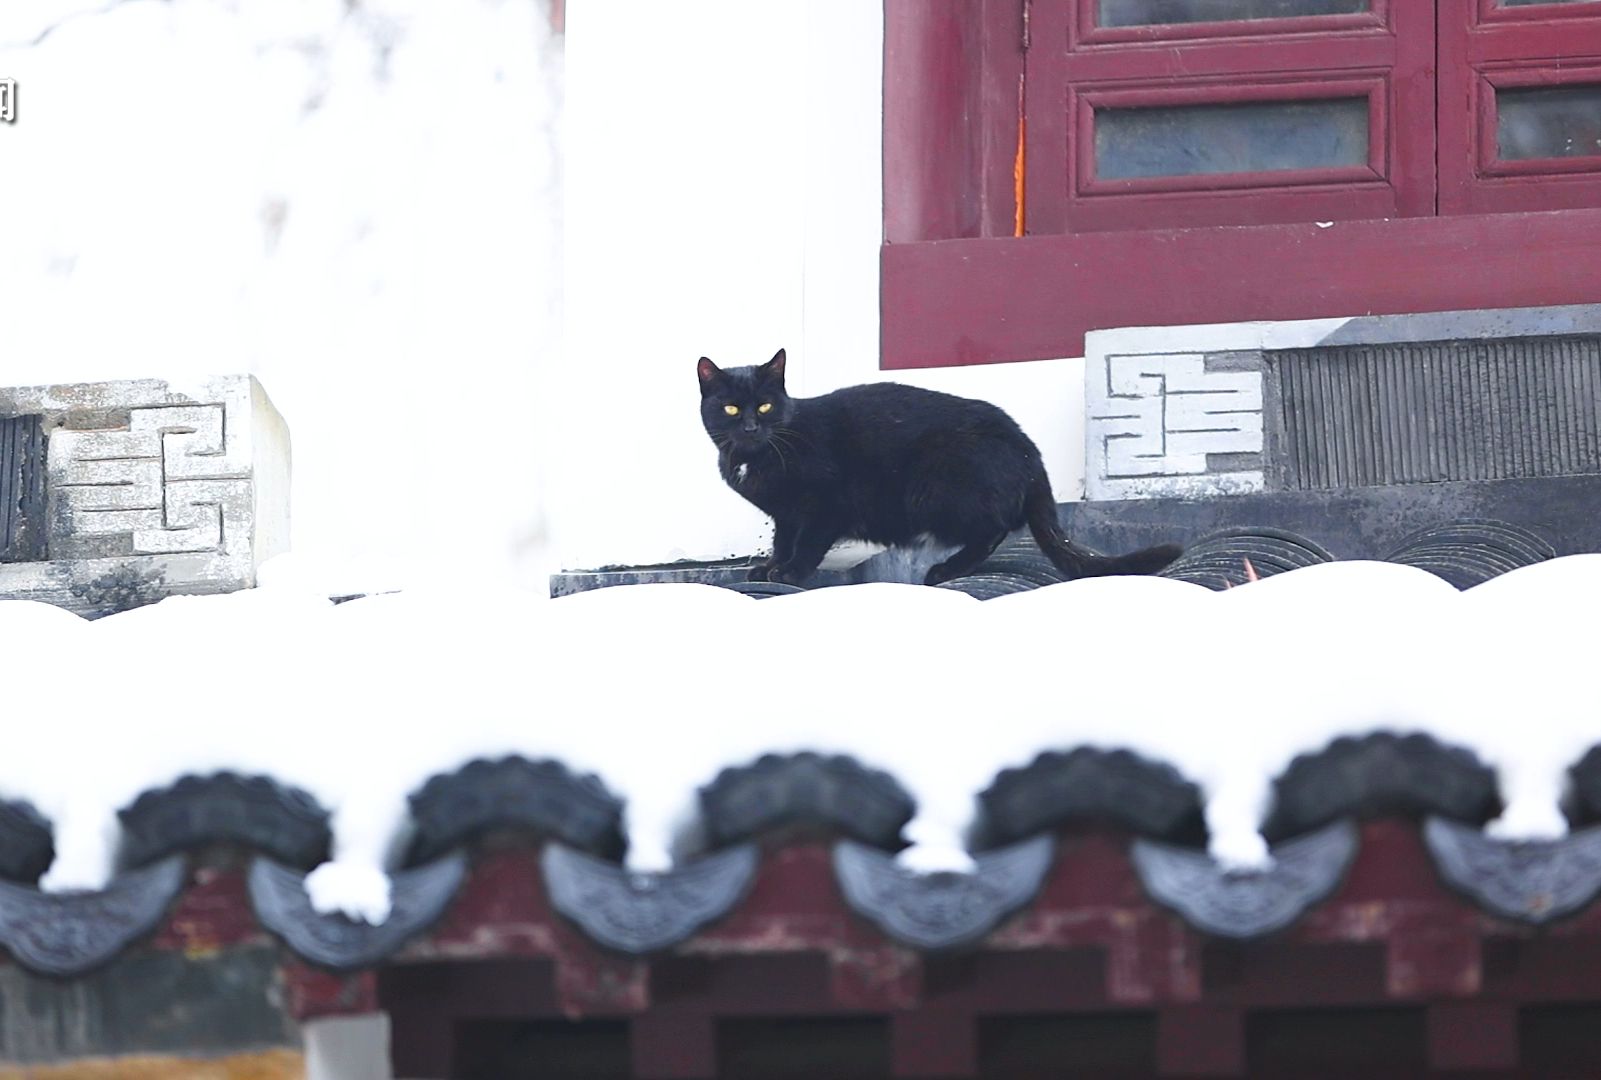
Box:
left=117, top=772, right=331, bottom=871
left=247, top=852, right=468, bottom=972
left=541, top=842, right=758, bottom=954
left=698, top=752, right=915, bottom=852
left=0, top=855, right=186, bottom=977
left=1131, top=819, right=1358, bottom=939
left=0, top=376, right=290, bottom=617
left=406, top=756, right=626, bottom=865
left=832, top=834, right=1055, bottom=950
left=1423, top=816, right=1601, bottom=925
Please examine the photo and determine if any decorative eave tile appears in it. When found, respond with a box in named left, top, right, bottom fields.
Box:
left=248, top=852, right=468, bottom=971
left=1424, top=816, right=1601, bottom=925
left=541, top=842, right=758, bottom=954
left=1132, top=820, right=1359, bottom=939
left=406, top=757, right=625, bottom=865
left=832, top=835, right=1055, bottom=950
left=0, top=855, right=186, bottom=977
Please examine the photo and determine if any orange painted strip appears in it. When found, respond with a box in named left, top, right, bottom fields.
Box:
left=1013, top=76, right=1026, bottom=238
left=0, top=1049, right=303, bottom=1080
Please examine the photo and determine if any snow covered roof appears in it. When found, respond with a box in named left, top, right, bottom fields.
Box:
left=2, top=536, right=1601, bottom=975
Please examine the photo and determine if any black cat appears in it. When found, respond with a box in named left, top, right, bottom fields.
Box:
left=697, top=349, right=1181, bottom=586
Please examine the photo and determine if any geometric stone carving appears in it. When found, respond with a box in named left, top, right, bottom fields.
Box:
left=541, top=842, right=758, bottom=954
left=1130, top=819, right=1359, bottom=939
left=0, top=376, right=289, bottom=616
left=1087, top=303, right=1601, bottom=502
left=247, top=852, right=468, bottom=972
left=0, top=856, right=187, bottom=977
left=1423, top=816, right=1601, bottom=926
left=1085, top=351, right=1265, bottom=500
left=831, top=834, right=1055, bottom=950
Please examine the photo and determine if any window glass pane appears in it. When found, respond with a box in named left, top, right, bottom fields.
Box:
left=1497, top=84, right=1601, bottom=160
left=1099, top=0, right=1368, bottom=27
left=1095, top=98, right=1368, bottom=180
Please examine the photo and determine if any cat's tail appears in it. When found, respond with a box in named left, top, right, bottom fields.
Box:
left=1024, top=482, right=1182, bottom=579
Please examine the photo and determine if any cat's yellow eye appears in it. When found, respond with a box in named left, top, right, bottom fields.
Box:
left=723, top=404, right=740, bottom=416
left=758, top=402, right=774, bottom=414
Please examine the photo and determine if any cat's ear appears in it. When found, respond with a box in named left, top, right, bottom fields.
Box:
left=761, top=348, right=787, bottom=383
left=696, top=357, right=723, bottom=389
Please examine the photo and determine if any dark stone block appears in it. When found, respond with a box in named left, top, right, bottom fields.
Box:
left=1158, top=527, right=1334, bottom=590
left=974, top=747, right=1205, bottom=850
left=1265, top=335, right=1601, bottom=490
left=0, top=414, right=46, bottom=563
left=1423, top=816, right=1601, bottom=925
left=117, top=772, right=331, bottom=872
left=248, top=851, right=468, bottom=972
left=405, top=756, right=626, bottom=866
left=1052, top=477, right=1601, bottom=570
left=0, top=945, right=295, bottom=1063
left=832, top=834, right=1054, bottom=950
left=1131, top=819, right=1359, bottom=939
left=541, top=842, right=757, bottom=954
left=0, top=856, right=187, bottom=977
left=1262, top=733, right=1500, bottom=843
left=0, top=799, right=54, bottom=884
left=697, top=752, right=916, bottom=852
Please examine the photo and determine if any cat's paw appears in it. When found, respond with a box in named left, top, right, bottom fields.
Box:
left=747, top=561, right=775, bottom=582
left=766, top=565, right=807, bottom=586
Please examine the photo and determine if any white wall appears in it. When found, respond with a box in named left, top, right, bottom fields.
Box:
left=1, top=0, right=563, bottom=593
left=560, top=0, right=1085, bottom=571
left=3, top=0, right=1089, bottom=583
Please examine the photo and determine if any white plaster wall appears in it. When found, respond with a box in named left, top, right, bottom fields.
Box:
left=0, top=0, right=563, bottom=593
left=559, top=0, right=1086, bottom=571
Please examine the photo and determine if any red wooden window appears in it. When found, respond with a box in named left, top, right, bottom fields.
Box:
left=1438, top=0, right=1601, bottom=213
left=1025, top=0, right=1437, bottom=232
left=880, top=0, right=1601, bottom=368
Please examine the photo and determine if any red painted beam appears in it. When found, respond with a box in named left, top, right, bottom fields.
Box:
left=881, top=207, right=1601, bottom=368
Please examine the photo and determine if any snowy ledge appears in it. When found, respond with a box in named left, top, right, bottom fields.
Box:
left=1, top=556, right=1599, bottom=965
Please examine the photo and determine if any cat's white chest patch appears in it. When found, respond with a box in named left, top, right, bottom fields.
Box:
left=736, top=463, right=749, bottom=485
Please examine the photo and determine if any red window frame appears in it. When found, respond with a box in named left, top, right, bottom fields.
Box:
left=1026, top=0, right=1436, bottom=233
left=1438, top=0, right=1601, bottom=213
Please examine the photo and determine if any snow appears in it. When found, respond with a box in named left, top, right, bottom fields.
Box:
left=2, top=557, right=1597, bottom=923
